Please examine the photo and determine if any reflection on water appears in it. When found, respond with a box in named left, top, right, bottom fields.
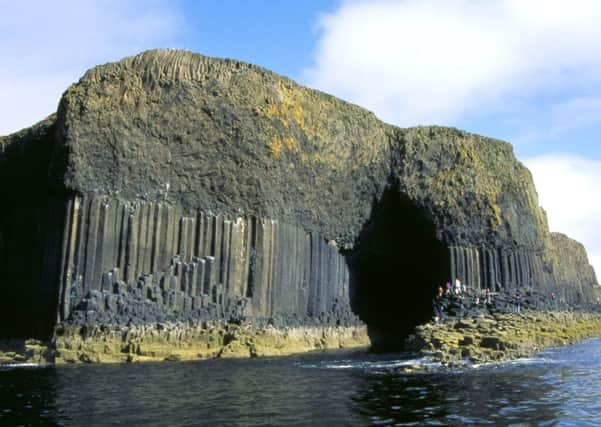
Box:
left=2, top=339, right=601, bottom=426
left=349, top=364, right=562, bottom=425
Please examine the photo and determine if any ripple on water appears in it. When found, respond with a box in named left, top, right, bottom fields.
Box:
left=1, top=340, right=601, bottom=425
left=297, top=356, right=437, bottom=371
left=0, top=362, right=43, bottom=370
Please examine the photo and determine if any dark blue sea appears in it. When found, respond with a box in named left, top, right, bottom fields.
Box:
left=2, top=338, right=601, bottom=426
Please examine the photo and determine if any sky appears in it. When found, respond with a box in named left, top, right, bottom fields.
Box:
left=1, top=0, right=600, bottom=278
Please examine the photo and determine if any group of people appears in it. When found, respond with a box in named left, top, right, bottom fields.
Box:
left=432, top=278, right=501, bottom=323
left=431, top=276, right=569, bottom=322
left=443, top=278, right=466, bottom=296
left=475, top=288, right=494, bottom=306
left=432, top=277, right=465, bottom=323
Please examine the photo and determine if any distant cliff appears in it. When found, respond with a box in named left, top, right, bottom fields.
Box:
left=0, top=49, right=598, bottom=345
left=550, top=232, right=599, bottom=302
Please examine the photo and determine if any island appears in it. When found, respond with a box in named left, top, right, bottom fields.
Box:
left=1, top=49, right=599, bottom=364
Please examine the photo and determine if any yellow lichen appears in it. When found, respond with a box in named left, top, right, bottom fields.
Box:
left=409, top=311, right=601, bottom=364
left=47, top=324, right=370, bottom=364
left=490, top=204, right=503, bottom=228
left=282, top=135, right=297, bottom=151
left=260, top=81, right=309, bottom=133
left=417, top=133, right=506, bottom=232
left=257, top=77, right=386, bottom=171
left=268, top=137, right=283, bottom=159
left=268, top=136, right=297, bottom=159
left=259, top=81, right=334, bottom=164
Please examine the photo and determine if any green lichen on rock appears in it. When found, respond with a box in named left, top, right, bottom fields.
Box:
left=48, top=49, right=557, bottom=253
left=392, top=126, right=549, bottom=247
left=406, top=311, right=601, bottom=365
left=0, top=339, right=54, bottom=365
left=550, top=233, right=600, bottom=302
left=51, top=322, right=369, bottom=364
left=55, top=49, right=390, bottom=245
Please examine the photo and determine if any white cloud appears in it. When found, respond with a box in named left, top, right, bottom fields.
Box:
left=306, top=0, right=601, bottom=281
left=304, top=0, right=601, bottom=126
left=525, top=154, right=601, bottom=280
left=0, top=0, right=184, bottom=135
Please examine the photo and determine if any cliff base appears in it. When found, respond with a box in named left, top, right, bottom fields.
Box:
left=0, top=323, right=369, bottom=365
left=405, top=311, right=601, bottom=366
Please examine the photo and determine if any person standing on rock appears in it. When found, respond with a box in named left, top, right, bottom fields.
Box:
left=437, top=286, right=444, bottom=299
left=454, top=277, right=462, bottom=295
left=433, top=286, right=444, bottom=323
left=514, top=292, right=522, bottom=313
left=486, top=288, right=493, bottom=305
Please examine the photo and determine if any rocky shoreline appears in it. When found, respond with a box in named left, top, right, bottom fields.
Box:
left=1, top=323, right=369, bottom=365
left=403, top=289, right=601, bottom=367
left=3, top=308, right=601, bottom=366
left=4, top=307, right=601, bottom=367
left=404, top=310, right=601, bottom=366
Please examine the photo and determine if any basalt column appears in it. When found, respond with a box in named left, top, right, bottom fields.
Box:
left=448, top=246, right=545, bottom=292
left=57, top=195, right=355, bottom=326
left=3, top=49, right=599, bottom=349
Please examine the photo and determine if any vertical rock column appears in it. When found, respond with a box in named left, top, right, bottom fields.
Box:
left=57, top=194, right=353, bottom=323
left=448, top=244, right=546, bottom=293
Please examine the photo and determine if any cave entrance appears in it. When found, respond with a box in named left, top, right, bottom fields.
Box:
left=348, top=186, right=450, bottom=351
left=0, top=196, right=66, bottom=339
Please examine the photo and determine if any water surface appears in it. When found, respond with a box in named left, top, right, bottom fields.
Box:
left=2, top=338, right=601, bottom=425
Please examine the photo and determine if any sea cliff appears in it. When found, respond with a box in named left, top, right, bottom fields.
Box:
left=0, top=49, right=599, bottom=360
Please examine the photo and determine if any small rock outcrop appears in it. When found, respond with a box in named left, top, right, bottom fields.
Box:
left=0, top=49, right=598, bottom=348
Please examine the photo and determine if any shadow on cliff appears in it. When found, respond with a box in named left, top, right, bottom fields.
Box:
left=346, top=185, right=450, bottom=351
left=0, top=118, right=67, bottom=339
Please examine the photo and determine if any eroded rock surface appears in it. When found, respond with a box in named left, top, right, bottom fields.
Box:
left=0, top=49, right=599, bottom=353
left=406, top=311, right=601, bottom=365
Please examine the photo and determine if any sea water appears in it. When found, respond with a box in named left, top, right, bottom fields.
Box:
left=2, top=338, right=601, bottom=426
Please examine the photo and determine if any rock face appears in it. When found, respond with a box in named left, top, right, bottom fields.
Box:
left=0, top=49, right=598, bottom=347
left=550, top=233, right=599, bottom=303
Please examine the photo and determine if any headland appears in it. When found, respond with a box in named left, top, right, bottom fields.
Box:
left=0, top=49, right=599, bottom=364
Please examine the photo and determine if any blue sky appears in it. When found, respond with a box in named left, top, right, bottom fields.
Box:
left=1, top=0, right=600, bottom=276
left=182, top=1, right=337, bottom=78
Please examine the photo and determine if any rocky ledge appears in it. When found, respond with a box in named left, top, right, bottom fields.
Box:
left=0, top=323, right=368, bottom=365
left=404, top=294, right=601, bottom=366
left=4, top=309, right=601, bottom=367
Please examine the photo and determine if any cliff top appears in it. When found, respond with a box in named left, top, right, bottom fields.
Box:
left=3, top=49, right=554, bottom=250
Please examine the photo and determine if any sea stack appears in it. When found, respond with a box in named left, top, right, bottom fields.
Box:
left=0, top=49, right=598, bottom=357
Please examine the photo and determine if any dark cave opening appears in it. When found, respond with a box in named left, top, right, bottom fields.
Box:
left=0, top=123, right=67, bottom=340
left=0, top=193, right=66, bottom=339
left=348, top=186, right=450, bottom=351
